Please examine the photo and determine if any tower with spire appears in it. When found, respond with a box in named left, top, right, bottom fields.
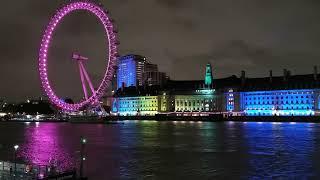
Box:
left=204, top=63, right=213, bottom=88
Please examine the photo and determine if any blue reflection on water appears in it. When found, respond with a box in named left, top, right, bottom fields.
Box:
left=242, top=122, right=315, bottom=178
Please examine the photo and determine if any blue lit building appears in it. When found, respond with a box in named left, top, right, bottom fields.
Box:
left=117, top=55, right=146, bottom=89
left=226, top=89, right=235, bottom=112
left=238, top=69, right=320, bottom=116
left=241, top=89, right=316, bottom=116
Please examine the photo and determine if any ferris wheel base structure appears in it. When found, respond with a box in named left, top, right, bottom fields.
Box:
left=38, top=1, right=118, bottom=112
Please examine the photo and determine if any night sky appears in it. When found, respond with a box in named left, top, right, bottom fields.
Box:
left=1, top=0, right=320, bottom=101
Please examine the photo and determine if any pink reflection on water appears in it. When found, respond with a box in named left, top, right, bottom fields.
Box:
left=20, top=123, right=73, bottom=171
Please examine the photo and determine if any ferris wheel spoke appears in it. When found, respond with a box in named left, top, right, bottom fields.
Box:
left=79, top=62, right=96, bottom=97
left=78, top=63, right=89, bottom=100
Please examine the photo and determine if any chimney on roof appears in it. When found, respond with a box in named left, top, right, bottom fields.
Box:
left=269, top=70, right=273, bottom=83
left=283, top=69, right=287, bottom=81
left=241, top=70, right=245, bottom=86
left=314, top=66, right=318, bottom=80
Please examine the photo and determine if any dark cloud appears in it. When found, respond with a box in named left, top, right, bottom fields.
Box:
left=155, top=0, right=186, bottom=8
left=0, top=0, right=320, bottom=101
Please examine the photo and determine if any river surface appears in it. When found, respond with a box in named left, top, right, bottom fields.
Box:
left=0, top=121, right=320, bottom=179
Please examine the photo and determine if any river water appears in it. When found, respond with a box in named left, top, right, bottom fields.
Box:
left=0, top=121, right=319, bottom=179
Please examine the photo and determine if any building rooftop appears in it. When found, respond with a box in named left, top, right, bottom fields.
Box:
left=241, top=74, right=320, bottom=91
left=114, top=85, right=161, bottom=97
left=114, top=73, right=320, bottom=97
left=118, top=54, right=146, bottom=62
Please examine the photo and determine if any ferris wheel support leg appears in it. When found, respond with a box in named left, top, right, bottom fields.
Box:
left=80, top=62, right=96, bottom=96
left=79, top=63, right=89, bottom=100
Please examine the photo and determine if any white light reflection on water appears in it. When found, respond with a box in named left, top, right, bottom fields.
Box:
left=272, top=122, right=282, bottom=125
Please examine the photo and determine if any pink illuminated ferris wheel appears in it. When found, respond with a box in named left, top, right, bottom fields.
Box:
left=38, top=1, right=118, bottom=112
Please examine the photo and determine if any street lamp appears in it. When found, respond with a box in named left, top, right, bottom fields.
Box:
left=81, top=138, right=87, bottom=144
left=14, top=145, right=19, bottom=176
left=80, top=137, right=87, bottom=178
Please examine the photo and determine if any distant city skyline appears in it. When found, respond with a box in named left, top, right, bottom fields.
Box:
left=0, top=0, right=320, bottom=101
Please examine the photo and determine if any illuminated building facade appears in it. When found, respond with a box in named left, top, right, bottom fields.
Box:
left=205, top=63, right=213, bottom=87
left=174, top=89, right=216, bottom=112
left=112, top=86, right=160, bottom=115
left=117, top=55, right=146, bottom=89
left=113, top=63, right=320, bottom=117
left=163, top=63, right=217, bottom=113
left=226, top=89, right=235, bottom=111
left=241, top=89, right=317, bottom=116
left=115, top=96, right=158, bottom=116
left=158, top=92, right=175, bottom=112
left=238, top=68, right=320, bottom=116
left=117, top=55, right=168, bottom=89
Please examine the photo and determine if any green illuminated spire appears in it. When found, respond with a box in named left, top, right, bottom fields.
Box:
left=205, top=63, right=213, bottom=86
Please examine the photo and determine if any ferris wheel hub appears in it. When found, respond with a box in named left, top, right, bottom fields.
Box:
left=72, top=53, right=89, bottom=61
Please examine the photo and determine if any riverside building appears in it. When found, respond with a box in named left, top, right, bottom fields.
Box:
left=112, top=63, right=320, bottom=117
left=116, top=54, right=168, bottom=89
left=117, top=55, right=146, bottom=89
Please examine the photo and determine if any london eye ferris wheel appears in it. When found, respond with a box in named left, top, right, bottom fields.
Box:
left=38, top=0, right=118, bottom=112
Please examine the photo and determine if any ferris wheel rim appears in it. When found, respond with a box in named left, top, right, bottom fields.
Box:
left=38, top=1, right=118, bottom=111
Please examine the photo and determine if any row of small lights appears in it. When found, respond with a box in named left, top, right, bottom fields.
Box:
left=245, top=91, right=314, bottom=96
left=24, top=121, right=40, bottom=127
left=227, top=121, right=314, bottom=125
left=173, top=121, right=203, bottom=124
left=119, top=120, right=315, bottom=125
left=118, top=120, right=203, bottom=124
